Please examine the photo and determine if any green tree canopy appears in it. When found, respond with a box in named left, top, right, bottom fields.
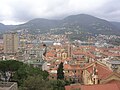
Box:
left=0, top=60, right=23, bottom=72
left=20, top=75, right=51, bottom=90
left=0, top=60, right=49, bottom=87
left=57, top=62, right=64, bottom=80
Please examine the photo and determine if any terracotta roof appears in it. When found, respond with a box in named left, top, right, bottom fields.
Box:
left=108, top=80, right=120, bottom=90
left=64, top=64, right=72, bottom=70
left=65, top=84, right=81, bottom=90
left=65, top=83, right=120, bottom=90
left=64, top=64, right=82, bottom=70
left=73, top=51, right=96, bottom=59
left=73, top=51, right=85, bottom=55
left=65, top=58, right=72, bottom=61
left=46, top=52, right=55, bottom=57
left=81, top=84, right=119, bottom=90
left=85, top=62, right=112, bottom=79
left=101, top=51, right=120, bottom=57
left=101, top=72, right=120, bottom=84
left=108, top=46, right=120, bottom=51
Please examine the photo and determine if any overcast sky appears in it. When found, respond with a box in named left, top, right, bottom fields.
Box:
left=0, top=0, right=120, bottom=25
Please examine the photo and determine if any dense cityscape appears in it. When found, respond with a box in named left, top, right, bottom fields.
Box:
left=0, top=28, right=120, bottom=90
left=0, top=0, right=120, bottom=90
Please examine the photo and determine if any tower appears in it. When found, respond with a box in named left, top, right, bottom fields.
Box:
left=3, top=32, right=19, bottom=54
left=68, top=43, right=72, bottom=58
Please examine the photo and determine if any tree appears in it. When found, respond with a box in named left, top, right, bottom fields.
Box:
left=13, top=64, right=49, bottom=86
left=57, top=62, right=64, bottom=80
left=0, top=60, right=23, bottom=82
left=0, top=60, right=49, bottom=87
left=49, top=79, right=66, bottom=90
left=12, top=64, right=28, bottom=85
left=20, top=75, right=51, bottom=90
left=0, top=60, right=23, bottom=73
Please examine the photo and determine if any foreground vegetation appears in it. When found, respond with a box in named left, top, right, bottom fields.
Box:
left=0, top=60, right=70, bottom=90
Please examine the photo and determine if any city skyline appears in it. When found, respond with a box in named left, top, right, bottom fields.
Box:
left=0, top=0, right=120, bottom=25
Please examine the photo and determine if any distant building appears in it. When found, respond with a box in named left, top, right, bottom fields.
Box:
left=3, top=32, right=19, bottom=54
left=0, top=82, right=18, bottom=90
left=105, top=57, right=120, bottom=72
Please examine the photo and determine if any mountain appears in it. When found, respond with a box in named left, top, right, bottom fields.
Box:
left=0, top=23, right=16, bottom=33
left=15, top=18, right=61, bottom=33
left=62, top=14, right=120, bottom=35
left=111, top=22, right=120, bottom=30
left=0, top=14, right=120, bottom=35
left=0, top=23, right=8, bottom=32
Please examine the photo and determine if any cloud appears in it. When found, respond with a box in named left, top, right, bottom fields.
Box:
left=96, top=0, right=120, bottom=21
left=0, top=0, right=120, bottom=25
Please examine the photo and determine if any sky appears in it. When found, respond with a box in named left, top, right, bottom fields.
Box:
left=0, top=0, right=120, bottom=25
